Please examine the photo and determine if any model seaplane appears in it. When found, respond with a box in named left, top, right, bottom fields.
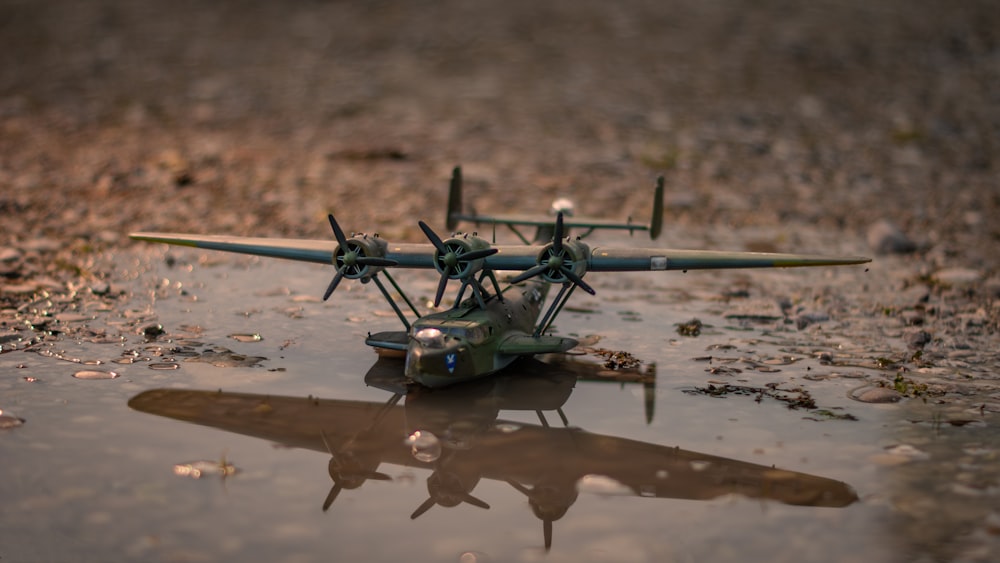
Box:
left=131, top=167, right=870, bottom=387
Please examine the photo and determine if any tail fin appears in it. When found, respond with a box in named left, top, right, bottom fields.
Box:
left=446, top=166, right=462, bottom=232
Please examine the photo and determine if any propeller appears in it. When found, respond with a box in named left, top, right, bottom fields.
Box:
left=319, top=429, right=391, bottom=512
left=506, top=478, right=576, bottom=552
left=418, top=221, right=498, bottom=307
left=323, top=214, right=397, bottom=301
left=410, top=469, right=490, bottom=519
left=510, top=213, right=595, bottom=295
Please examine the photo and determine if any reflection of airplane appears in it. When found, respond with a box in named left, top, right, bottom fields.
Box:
left=128, top=358, right=857, bottom=551
left=131, top=167, right=870, bottom=387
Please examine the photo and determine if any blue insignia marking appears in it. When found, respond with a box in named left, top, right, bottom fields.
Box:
left=446, top=353, right=457, bottom=373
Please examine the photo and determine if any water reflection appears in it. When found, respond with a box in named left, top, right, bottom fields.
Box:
left=128, top=357, right=856, bottom=551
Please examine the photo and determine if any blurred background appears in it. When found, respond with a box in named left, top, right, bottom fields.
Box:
left=1, top=0, right=996, bottom=259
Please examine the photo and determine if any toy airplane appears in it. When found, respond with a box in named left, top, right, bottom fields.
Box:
left=131, top=166, right=870, bottom=387
left=129, top=357, right=857, bottom=551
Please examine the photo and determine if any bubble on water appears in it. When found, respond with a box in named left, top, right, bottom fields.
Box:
left=405, top=430, right=441, bottom=463
left=148, top=362, right=180, bottom=370
left=72, top=369, right=119, bottom=380
left=229, top=333, right=262, bottom=343
left=576, top=474, right=632, bottom=495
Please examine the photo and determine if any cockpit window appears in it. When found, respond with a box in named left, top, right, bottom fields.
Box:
left=413, top=328, right=447, bottom=348
left=412, top=325, right=489, bottom=347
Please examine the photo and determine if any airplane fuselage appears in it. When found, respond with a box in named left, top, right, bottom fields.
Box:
left=401, top=281, right=548, bottom=387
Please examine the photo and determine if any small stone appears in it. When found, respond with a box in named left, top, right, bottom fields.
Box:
left=850, top=386, right=903, bottom=403
left=867, top=219, right=916, bottom=254
left=905, top=329, right=932, bottom=349
left=90, top=281, right=111, bottom=296
left=931, top=268, right=982, bottom=287
left=143, top=324, right=165, bottom=338
left=900, top=310, right=924, bottom=326
left=796, top=311, right=830, bottom=330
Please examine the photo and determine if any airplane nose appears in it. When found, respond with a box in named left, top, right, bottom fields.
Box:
left=405, top=341, right=466, bottom=386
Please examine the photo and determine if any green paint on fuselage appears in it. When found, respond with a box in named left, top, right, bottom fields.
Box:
left=404, top=280, right=549, bottom=387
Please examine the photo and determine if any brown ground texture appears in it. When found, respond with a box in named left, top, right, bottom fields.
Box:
left=1, top=0, right=998, bottom=333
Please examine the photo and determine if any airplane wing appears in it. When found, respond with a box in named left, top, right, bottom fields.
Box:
left=130, top=232, right=868, bottom=271
left=587, top=247, right=871, bottom=271
left=128, top=387, right=857, bottom=508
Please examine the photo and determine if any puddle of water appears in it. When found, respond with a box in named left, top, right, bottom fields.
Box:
left=0, top=248, right=992, bottom=562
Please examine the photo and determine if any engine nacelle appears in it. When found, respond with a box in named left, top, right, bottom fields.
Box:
left=534, top=238, right=590, bottom=284
left=333, top=233, right=390, bottom=281
left=433, top=233, right=493, bottom=280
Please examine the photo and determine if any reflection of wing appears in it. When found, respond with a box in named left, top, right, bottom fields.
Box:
left=497, top=335, right=577, bottom=355
left=128, top=388, right=857, bottom=508
left=130, top=232, right=868, bottom=271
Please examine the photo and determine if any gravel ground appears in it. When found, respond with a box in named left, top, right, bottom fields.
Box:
left=2, top=0, right=997, bottom=362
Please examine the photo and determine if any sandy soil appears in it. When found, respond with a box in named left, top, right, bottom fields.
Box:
left=3, top=0, right=997, bottom=357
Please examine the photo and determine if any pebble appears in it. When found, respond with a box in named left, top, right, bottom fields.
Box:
left=850, top=386, right=903, bottom=403
left=796, top=311, right=830, bottom=330
left=931, top=268, right=982, bottom=287
left=0, top=410, right=26, bottom=429
left=867, top=219, right=916, bottom=254
left=905, top=329, right=933, bottom=349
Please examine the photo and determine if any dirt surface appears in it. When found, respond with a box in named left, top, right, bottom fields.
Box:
left=1, top=1, right=999, bottom=559
left=3, top=0, right=998, bottom=375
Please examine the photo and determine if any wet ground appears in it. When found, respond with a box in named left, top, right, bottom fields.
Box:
left=2, top=0, right=999, bottom=561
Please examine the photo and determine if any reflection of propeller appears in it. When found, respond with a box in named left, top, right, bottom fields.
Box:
left=323, top=214, right=398, bottom=301
left=410, top=464, right=490, bottom=519
left=506, top=478, right=577, bottom=552
left=319, top=429, right=392, bottom=512
left=418, top=221, right=498, bottom=308
left=510, top=213, right=595, bottom=295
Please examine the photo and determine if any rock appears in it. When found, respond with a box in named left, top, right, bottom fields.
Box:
left=867, top=219, right=916, bottom=254
left=796, top=311, right=830, bottom=330
left=850, top=386, right=903, bottom=403
left=905, top=329, right=933, bottom=349
left=931, top=268, right=982, bottom=287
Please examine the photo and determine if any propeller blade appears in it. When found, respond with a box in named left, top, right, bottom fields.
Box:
left=510, top=263, right=549, bottom=284
left=459, top=247, right=498, bottom=262
left=462, top=493, right=490, bottom=510
left=410, top=496, right=437, bottom=520
left=418, top=221, right=448, bottom=254
left=322, top=269, right=346, bottom=301
left=364, top=471, right=393, bottom=481
left=328, top=214, right=349, bottom=249
left=505, top=478, right=532, bottom=497
left=552, top=212, right=565, bottom=253
left=322, top=483, right=343, bottom=512
left=433, top=268, right=452, bottom=307
left=544, top=519, right=553, bottom=551
left=561, top=268, right=596, bottom=295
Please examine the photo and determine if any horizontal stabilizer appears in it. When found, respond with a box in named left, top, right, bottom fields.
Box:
left=366, top=331, right=409, bottom=351
left=498, top=334, right=578, bottom=356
